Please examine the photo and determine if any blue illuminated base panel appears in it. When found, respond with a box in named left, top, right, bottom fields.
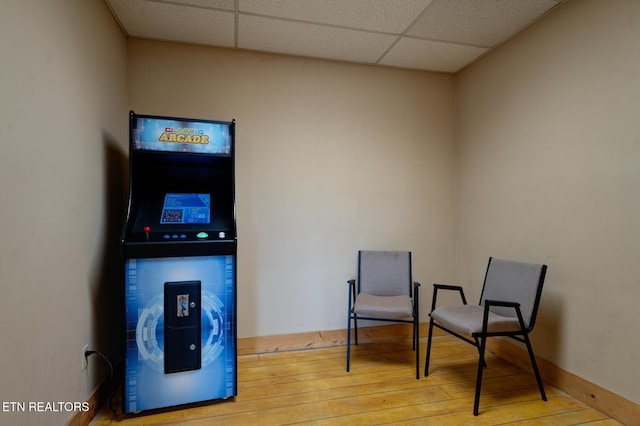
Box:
left=124, top=255, right=236, bottom=413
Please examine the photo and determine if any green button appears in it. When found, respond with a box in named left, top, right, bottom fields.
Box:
left=196, top=232, right=208, bottom=239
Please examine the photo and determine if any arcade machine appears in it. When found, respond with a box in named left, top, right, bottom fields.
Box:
left=121, top=112, right=236, bottom=413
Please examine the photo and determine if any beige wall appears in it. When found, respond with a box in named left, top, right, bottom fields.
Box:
left=127, top=40, right=457, bottom=338
left=457, top=0, right=640, bottom=404
left=0, top=1, right=127, bottom=425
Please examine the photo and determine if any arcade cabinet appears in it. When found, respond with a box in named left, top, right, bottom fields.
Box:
left=121, top=112, right=236, bottom=413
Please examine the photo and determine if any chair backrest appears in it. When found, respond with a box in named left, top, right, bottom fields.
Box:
left=480, top=257, right=547, bottom=331
left=358, top=250, right=412, bottom=297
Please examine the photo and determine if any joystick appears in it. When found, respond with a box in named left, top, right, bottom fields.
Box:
left=144, top=226, right=151, bottom=239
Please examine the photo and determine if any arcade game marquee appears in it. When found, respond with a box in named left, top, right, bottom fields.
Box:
left=121, top=112, right=236, bottom=413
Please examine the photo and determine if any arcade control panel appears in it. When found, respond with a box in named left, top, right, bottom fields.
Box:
left=140, top=226, right=230, bottom=241
left=123, top=224, right=236, bottom=258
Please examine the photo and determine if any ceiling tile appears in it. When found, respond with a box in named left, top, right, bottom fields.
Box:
left=379, top=37, right=488, bottom=73
left=407, top=0, right=560, bottom=47
left=239, top=0, right=433, bottom=34
left=167, top=0, right=235, bottom=10
left=239, top=14, right=398, bottom=63
left=107, top=0, right=235, bottom=47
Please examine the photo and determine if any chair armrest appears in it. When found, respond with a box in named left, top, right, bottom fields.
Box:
left=482, top=299, right=526, bottom=332
left=484, top=299, right=520, bottom=309
left=412, top=282, right=421, bottom=317
left=431, top=283, right=468, bottom=311
left=348, top=279, right=356, bottom=309
left=434, top=284, right=464, bottom=291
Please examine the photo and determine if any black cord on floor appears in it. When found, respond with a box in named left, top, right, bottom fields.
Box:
left=85, top=350, right=118, bottom=417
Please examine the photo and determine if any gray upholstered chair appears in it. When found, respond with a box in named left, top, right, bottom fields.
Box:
left=346, top=250, right=421, bottom=379
left=424, top=257, right=547, bottom=415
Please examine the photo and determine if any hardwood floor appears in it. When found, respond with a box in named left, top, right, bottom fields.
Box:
left=90, top=336, right=623, bottom=425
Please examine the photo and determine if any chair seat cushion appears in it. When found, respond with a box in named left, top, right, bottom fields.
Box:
left=353, top=292, right=413, bottom=319
left=430, top=305, right=521, bottom=335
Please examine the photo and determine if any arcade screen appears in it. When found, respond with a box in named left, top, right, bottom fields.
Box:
left=160, top=193, right=211, bottom=225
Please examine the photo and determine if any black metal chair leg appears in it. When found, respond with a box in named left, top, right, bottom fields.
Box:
left=473, top=336, right=487, bottom=416
left=412, top=321, right=417, bottom=350
left=414, top=319, right=420, bottom=380
left=524, top=335, right=547, bottom=401
left=346, top=314, right=352, bottom=372
left=424, top=318, right=434, bottom=377
left=354, top=316, right=358, bottom=345
left=474, top=337, right=487, bottom=368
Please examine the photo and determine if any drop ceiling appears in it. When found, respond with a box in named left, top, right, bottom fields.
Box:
left=105, top=0, right=566, bottom=74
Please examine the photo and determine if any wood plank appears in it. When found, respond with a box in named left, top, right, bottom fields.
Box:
left=380, top=395, right=600, bottom=425
left=503, top=408, right=615, bottom=425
